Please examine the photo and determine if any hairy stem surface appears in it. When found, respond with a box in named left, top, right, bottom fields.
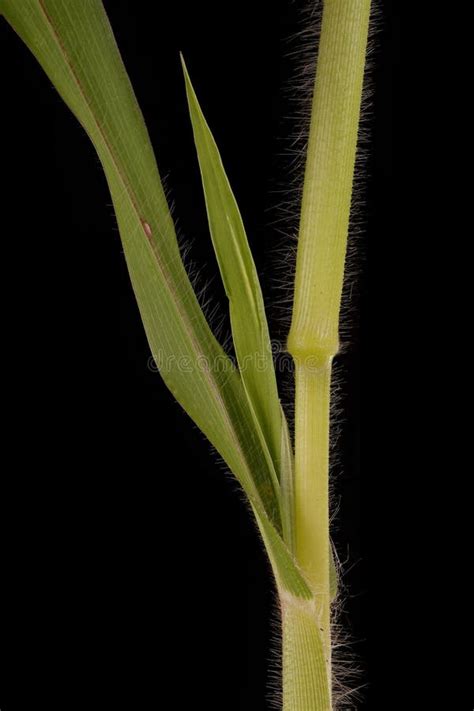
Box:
left=287, top=0, right=371, bottom=706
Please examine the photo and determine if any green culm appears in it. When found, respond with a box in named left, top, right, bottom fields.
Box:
left=0, top=1, right=371, bottom=708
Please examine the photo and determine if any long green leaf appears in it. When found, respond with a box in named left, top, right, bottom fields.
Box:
left=0, top=0, right=314, bottom=603
left=182, top=58, right=284, bottom=478
left=0, top=0, right=279, bottom=525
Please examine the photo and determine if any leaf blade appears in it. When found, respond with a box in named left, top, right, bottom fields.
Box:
left=2, top=0, right=320, bottom=604
left=1, top=0, right=282, bottom=528
left=182, top=57, right=284, bottom=478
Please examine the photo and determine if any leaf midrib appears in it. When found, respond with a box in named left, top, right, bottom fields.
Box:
left=37, top=0, right=275, bottom=515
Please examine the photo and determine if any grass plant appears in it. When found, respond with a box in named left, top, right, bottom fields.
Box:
left=0, top=1, right=371, bottom=707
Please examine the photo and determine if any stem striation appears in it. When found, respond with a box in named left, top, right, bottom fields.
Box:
left=286, top=0, right=371, bottom=705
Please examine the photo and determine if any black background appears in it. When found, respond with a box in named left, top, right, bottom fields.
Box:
left=1, top=1, right=395, bottom=709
